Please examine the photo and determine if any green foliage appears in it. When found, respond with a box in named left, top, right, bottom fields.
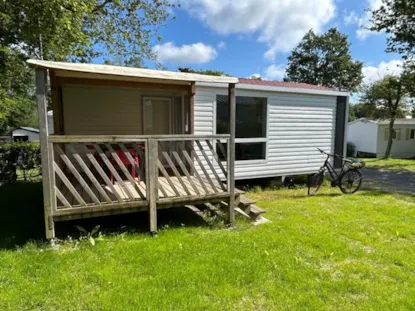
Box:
left=1, top=0, right=176, bottom=131
left=370, top=0, right=415, bottom=59
left=0, top=48, right=38, bottom=132
left=360, top=75, right=410, bottom=120
left=1, top=0, right=177, bottom=65
left=0, top=142, right=41, bottom=183
left=284, top=28, right=363, bottom=92
left=178, top=67, right=229, bottom=77
left=75, top=225, right=103, bottom=246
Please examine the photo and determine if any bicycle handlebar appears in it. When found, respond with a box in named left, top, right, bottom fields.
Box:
left=317, top=148, right=352, bottom=162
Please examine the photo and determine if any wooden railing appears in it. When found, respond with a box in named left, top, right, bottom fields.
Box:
left=47, top=135, right=231, bottom=216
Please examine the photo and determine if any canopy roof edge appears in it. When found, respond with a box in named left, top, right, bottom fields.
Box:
left=27, top=59, right=239, bottom=85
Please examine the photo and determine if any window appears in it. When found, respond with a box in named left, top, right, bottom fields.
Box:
left=14, top=136, right=29, bottom=142
left=216, top=95, right=267, bottom=161
left=407, top=129, right=415, bottom=140
left=385, top=128, right=401, bottom=140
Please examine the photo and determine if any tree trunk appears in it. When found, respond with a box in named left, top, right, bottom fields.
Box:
left=384, top=118, right=395, bottom=158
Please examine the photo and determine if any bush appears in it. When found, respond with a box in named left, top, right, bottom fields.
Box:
left=0, top=142, right=41, bottom=183
left=347, top=142, right=356, bottom=157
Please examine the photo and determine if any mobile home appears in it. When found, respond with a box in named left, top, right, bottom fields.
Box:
left=195, top=78, right=349, bottom=179
left=348, top=118, right=415, bottom=158
left=28, top=60, right=349, bottom=239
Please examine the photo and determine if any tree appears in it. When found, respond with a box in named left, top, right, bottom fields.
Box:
left=178, top=68, right=229, bottom=77
left=284, top=28, right=363, bottom=92
left=370, top=0, right=415, bottom=59
left=370, top=0, right=415, bottom=95
left=1, top=0, right=176, bottom=65
left=0, top=0, right=176, bottom=131
left=360, top=74, right=411, bottom=158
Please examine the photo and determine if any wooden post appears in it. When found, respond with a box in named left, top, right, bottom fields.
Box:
left=188, top=83, right=196, bottom=175
left=227, top=83, right=236, bottom=225
left=36, top=69, right=55, bottom=239
left=148, top=138, right=158, bottom=234
left=188, top=82, right=196, bottom=134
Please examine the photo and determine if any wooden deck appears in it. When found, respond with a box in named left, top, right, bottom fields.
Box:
left=59, top=176, right=226, bottom=208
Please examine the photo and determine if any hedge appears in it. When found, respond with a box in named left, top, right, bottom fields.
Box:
left=0, top=142, right=41, bottom=183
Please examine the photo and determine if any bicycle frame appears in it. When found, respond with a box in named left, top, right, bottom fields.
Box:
left=319, top=154, right=347, bottom=185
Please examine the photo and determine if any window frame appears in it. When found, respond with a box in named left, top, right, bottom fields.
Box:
left=385, top=128, right=401, bottom=140
left=214, top=90, right=269, bottom=164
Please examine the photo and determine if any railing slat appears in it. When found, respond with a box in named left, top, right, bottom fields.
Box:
left=83, top=145, right=124, bottom=203
left=191, top=149, right=219, bottom=193
left=55, top=186, right=72, bottom=209
left=66, top=144, right=112, bottom=204
left=157, top=179, right=169, bottom=198
left=171, top=151, right=200, bottom=195
left=105, top=144, right=146, bottom=200
left=216, top=140, right=227, bottom=161
left=119, top=143, right=145, bottom=184
left=181, top=149, right=210, bottom=194
left=205, top=140, right=227, bottom=177
left=157, top=160, right=181, bottom=196
left=94, top=144, right=136, bottom=201
left=118, top=143, right=146, bottom=199
left=196, top=140, right=226, bottom=191
left=133, top=144, right=146, bottom=181
left=53, top=162, right=87, bottom=206
left=159, top=143, right=192, bottom=196
left=55, top=145, right=101, bottom=205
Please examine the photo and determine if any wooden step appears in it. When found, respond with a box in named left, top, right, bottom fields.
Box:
left=238, top=195, right=256, bottom=208
left=248, top=204, right=266, bottom=221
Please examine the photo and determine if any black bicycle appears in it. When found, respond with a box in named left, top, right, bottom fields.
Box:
left=308, top=148, right=364, bottom=196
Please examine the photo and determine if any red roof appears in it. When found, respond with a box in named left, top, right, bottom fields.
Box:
left=238, top=78, right=340, bottom=91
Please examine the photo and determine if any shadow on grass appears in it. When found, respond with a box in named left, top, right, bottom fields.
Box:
left=0, top=182, right=212, bottom=250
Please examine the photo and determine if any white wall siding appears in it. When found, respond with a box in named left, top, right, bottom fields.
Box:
left=376, top=124, right=415, bottom=158
left=347, top=120, right=378, bottom=154
left=196, top=86, right=338, bottom=180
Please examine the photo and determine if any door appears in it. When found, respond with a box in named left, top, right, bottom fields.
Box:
left=143, top=97, right=172, bottom=135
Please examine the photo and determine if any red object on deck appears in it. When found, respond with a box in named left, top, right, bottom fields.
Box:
left=110, top=148, right=140, bottom=184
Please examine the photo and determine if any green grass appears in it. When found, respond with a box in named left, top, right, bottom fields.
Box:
left=361, top=158, right=415, bottom=172
left=1, top=184, right=415, bottom=310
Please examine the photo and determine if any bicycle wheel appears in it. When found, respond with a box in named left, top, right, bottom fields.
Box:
left=339, top=169, right=363, bottom=194
left=308, top=171, right=324, bottom=196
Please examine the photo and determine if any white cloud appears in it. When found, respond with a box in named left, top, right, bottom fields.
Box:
left=217, top=41, right=226, bottom=50
left=345, top=0, right=383, bottom=40
left=152, top=42, right=218, bottom=65
left=362, top=60, right=403, bottom=85
left=179, top=0, right=336, bottom=61
left=248, top=73, right=262, bottom=79
left=343, top=11, right=359, bottom=26
left=264, top=64, right=286, bottom=80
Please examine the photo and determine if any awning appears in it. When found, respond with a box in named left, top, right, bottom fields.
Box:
left=27, top=59, right=239, bottom=85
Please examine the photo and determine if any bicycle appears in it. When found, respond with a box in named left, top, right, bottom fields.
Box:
left=308, top=148, right=365, bottom=196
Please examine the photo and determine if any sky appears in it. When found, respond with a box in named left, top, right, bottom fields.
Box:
left=144, top=0, right=405, bottom=101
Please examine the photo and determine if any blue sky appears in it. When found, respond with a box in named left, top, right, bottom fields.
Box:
left=146, top=0, right=404, bottom=90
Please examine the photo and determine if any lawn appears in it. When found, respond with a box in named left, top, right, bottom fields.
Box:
left=362, top=157, right=415, bottom=172
left=1, top=183, right=415, bottom=310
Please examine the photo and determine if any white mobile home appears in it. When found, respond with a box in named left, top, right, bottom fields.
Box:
left=28, top=59, right=349, bottom=238
left=348, top=118, right=415, bottom=158
left=196, top=79, right=349, bottom=180
left=12, top=127, right=40, bottom=142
